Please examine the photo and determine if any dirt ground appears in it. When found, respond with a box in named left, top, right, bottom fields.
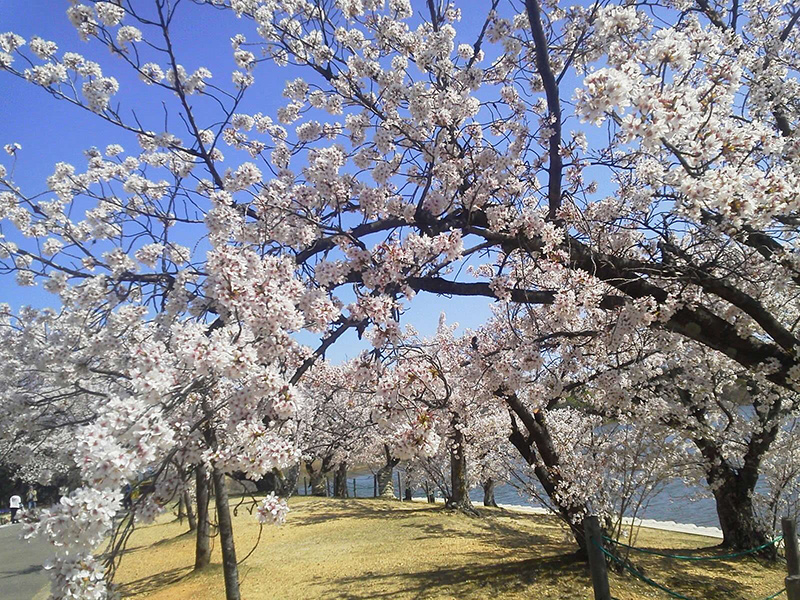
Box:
left=43, top=496, right=789, bottom=599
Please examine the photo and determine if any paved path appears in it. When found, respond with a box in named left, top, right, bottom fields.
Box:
left=0, top=523, right=51, bottom=599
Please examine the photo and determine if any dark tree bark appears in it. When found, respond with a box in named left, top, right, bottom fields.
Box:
left=306, top=460, right=327, bottom=496
left=446, top=416, right=478, bottom=515
left=674, top=386, right=781, bottom=556
left=255, top=465, right=300, bottom=497
left=194, top=464, right=211, bottom=570
left=483, top=479, right=498, bottom=508
left=198, top=396, right=240, bottom=599
left=712, top=477, right=770, bottom=552
left=376, top=445, right=400, bottom=498
left=279, top=464, right=300, bottom=497
left=504, top=392, right=589, bottom=558
left=183, top=490, right=196, bottom=532
left=333, top=462, right=348, bottom=498
left=424, top=481, right=436, bottom=503
left=177, top=494, right=185, bottom=522
left=694, top=429, right=778, bottom=556
left=254, top=472, right=278, bottom=494
left=211, top=466, right=241, bottom=600
left=404, top=485, right=413, bottom=501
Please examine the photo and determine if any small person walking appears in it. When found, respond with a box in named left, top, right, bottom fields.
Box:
left=9, top=493, right=21, bottom=523
left=26, top=488, right=37, bottom=509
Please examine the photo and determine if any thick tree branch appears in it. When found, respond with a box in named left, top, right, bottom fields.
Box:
left=525, top=0, right=563, bottom=220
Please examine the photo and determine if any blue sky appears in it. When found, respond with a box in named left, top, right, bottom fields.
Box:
left=0, top=0, right=502, bottom=362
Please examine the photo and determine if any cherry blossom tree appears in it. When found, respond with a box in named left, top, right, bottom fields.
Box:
left=378, top=317, right=498, bottom=513
left=0, top=299, right=300, bottom=599
left=630, top=341, right=798, bottom=552
left=458, top=295, right=664, bottom=552
left=294, top=359, right=377, bottom=497
left=176, top=0, right=800, bottom=396
left=2, top=0, right=800, bottom=596
left=757, top=417, right=800, bottom=536
left=471, top=299, right=795, bottom=552
left=0, top=306, right=94, bottom=492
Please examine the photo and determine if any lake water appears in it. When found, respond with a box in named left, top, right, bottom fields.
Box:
left=296, top=472, right=722, bottom=528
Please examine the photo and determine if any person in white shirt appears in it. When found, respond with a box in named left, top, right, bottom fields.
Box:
left=9, top=494, right=22, bottom=523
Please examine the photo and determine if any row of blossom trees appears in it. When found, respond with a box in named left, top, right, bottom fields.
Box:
left=1, top=0, right=800, bottom=597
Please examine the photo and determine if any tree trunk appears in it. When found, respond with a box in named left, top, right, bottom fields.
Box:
left=183, top=490, right=197, bottom=531
left=376, top=446, right=400, bottom=499
left=424, top=481, right=436, bottom=503
left=212, top=465, right=241, bottom=600
left=505, top=394, right=589, bottom=558
left=508, top=427, right=588, bottom=557
left=699, top=449, right=774, bottom=556
left=691, top=405, right=780, bottom=557
left=333, top=462, right=348, bottom=498
left=306, top=461, right=326, bottom=496
left=446, top=415, right=478, bottom=515
left=483, top=479, right=498, bottom=508
left=177, top=495, right=184, bottom=523
left=376, top=465, right=394, bottom=497
left=404, top=486, right=413, bottom=501
left=194, top=465, right=211, bottom=570
left=713, top=479, right=770, bottom=552
left=280, top=464, right=300, bottom=497
left=255, top=465, right=300, bottom=497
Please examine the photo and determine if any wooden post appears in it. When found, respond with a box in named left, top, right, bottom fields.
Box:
left=353, top=479, right=357, bottom=498
left=373, top=474, right=377, bottom=497
left=784, top=517, right=800, bottom=600
left=585, top=515, right=611, bottom=600
left=397, top=472, right=402, bottom=500
left=303, top=477, right=307, bottom=496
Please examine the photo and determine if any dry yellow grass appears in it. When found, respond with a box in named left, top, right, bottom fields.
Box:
left=43, top=497, right=789, bottom=599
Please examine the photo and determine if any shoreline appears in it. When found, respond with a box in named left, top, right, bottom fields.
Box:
left=409, top=496, right=724, bottom=539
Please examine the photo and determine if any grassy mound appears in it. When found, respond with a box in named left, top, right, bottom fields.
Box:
left=49, top=497, right=789, bottom=599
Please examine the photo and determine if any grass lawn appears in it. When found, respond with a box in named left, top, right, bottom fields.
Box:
left=38, top=496, right=788, bottom=599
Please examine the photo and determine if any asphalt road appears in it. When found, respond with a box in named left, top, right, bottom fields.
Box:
left=0, top=523, right=51, bottom=599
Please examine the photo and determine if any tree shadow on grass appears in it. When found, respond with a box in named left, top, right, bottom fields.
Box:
left=289, top=499, right=442, bottom=527
left=472, top=511, right=567, bottom=550
left=611, top=561, right=770, bottom=600
left=292, top=501, right=769, bottom=600
left=319, top=553, right=585, bottom=600
left=604, top=546, right=784, bottom=600
left=112, top=526, right=194, bottom=560
left=321, top=549, right=764, bottom=600
left=116, top=565, right=194, bottom=597
left=152, top=529, right=195, bottom=546
left=399, top=518, right=555, bottom=554
left=388, top=505, right=575, bottom=559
